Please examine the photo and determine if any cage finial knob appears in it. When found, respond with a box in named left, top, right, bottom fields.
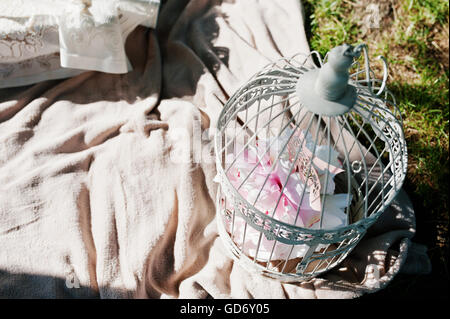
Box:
left=296, top=44, right=361, bottom=116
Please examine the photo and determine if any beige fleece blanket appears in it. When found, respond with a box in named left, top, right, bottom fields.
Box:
left=0, top=0, right=430, bottom=299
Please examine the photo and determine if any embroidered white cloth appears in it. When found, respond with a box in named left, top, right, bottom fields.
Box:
left=0, top=0, right=160, bottom=88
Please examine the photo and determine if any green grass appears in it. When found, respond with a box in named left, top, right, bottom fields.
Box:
left=302, top=0, right=449, bottom=296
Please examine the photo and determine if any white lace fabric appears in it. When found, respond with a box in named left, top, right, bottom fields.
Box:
left=0, top=0, right=160, bottom=88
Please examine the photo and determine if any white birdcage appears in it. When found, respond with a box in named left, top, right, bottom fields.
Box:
left=214, top=44, right=408, bottom=281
